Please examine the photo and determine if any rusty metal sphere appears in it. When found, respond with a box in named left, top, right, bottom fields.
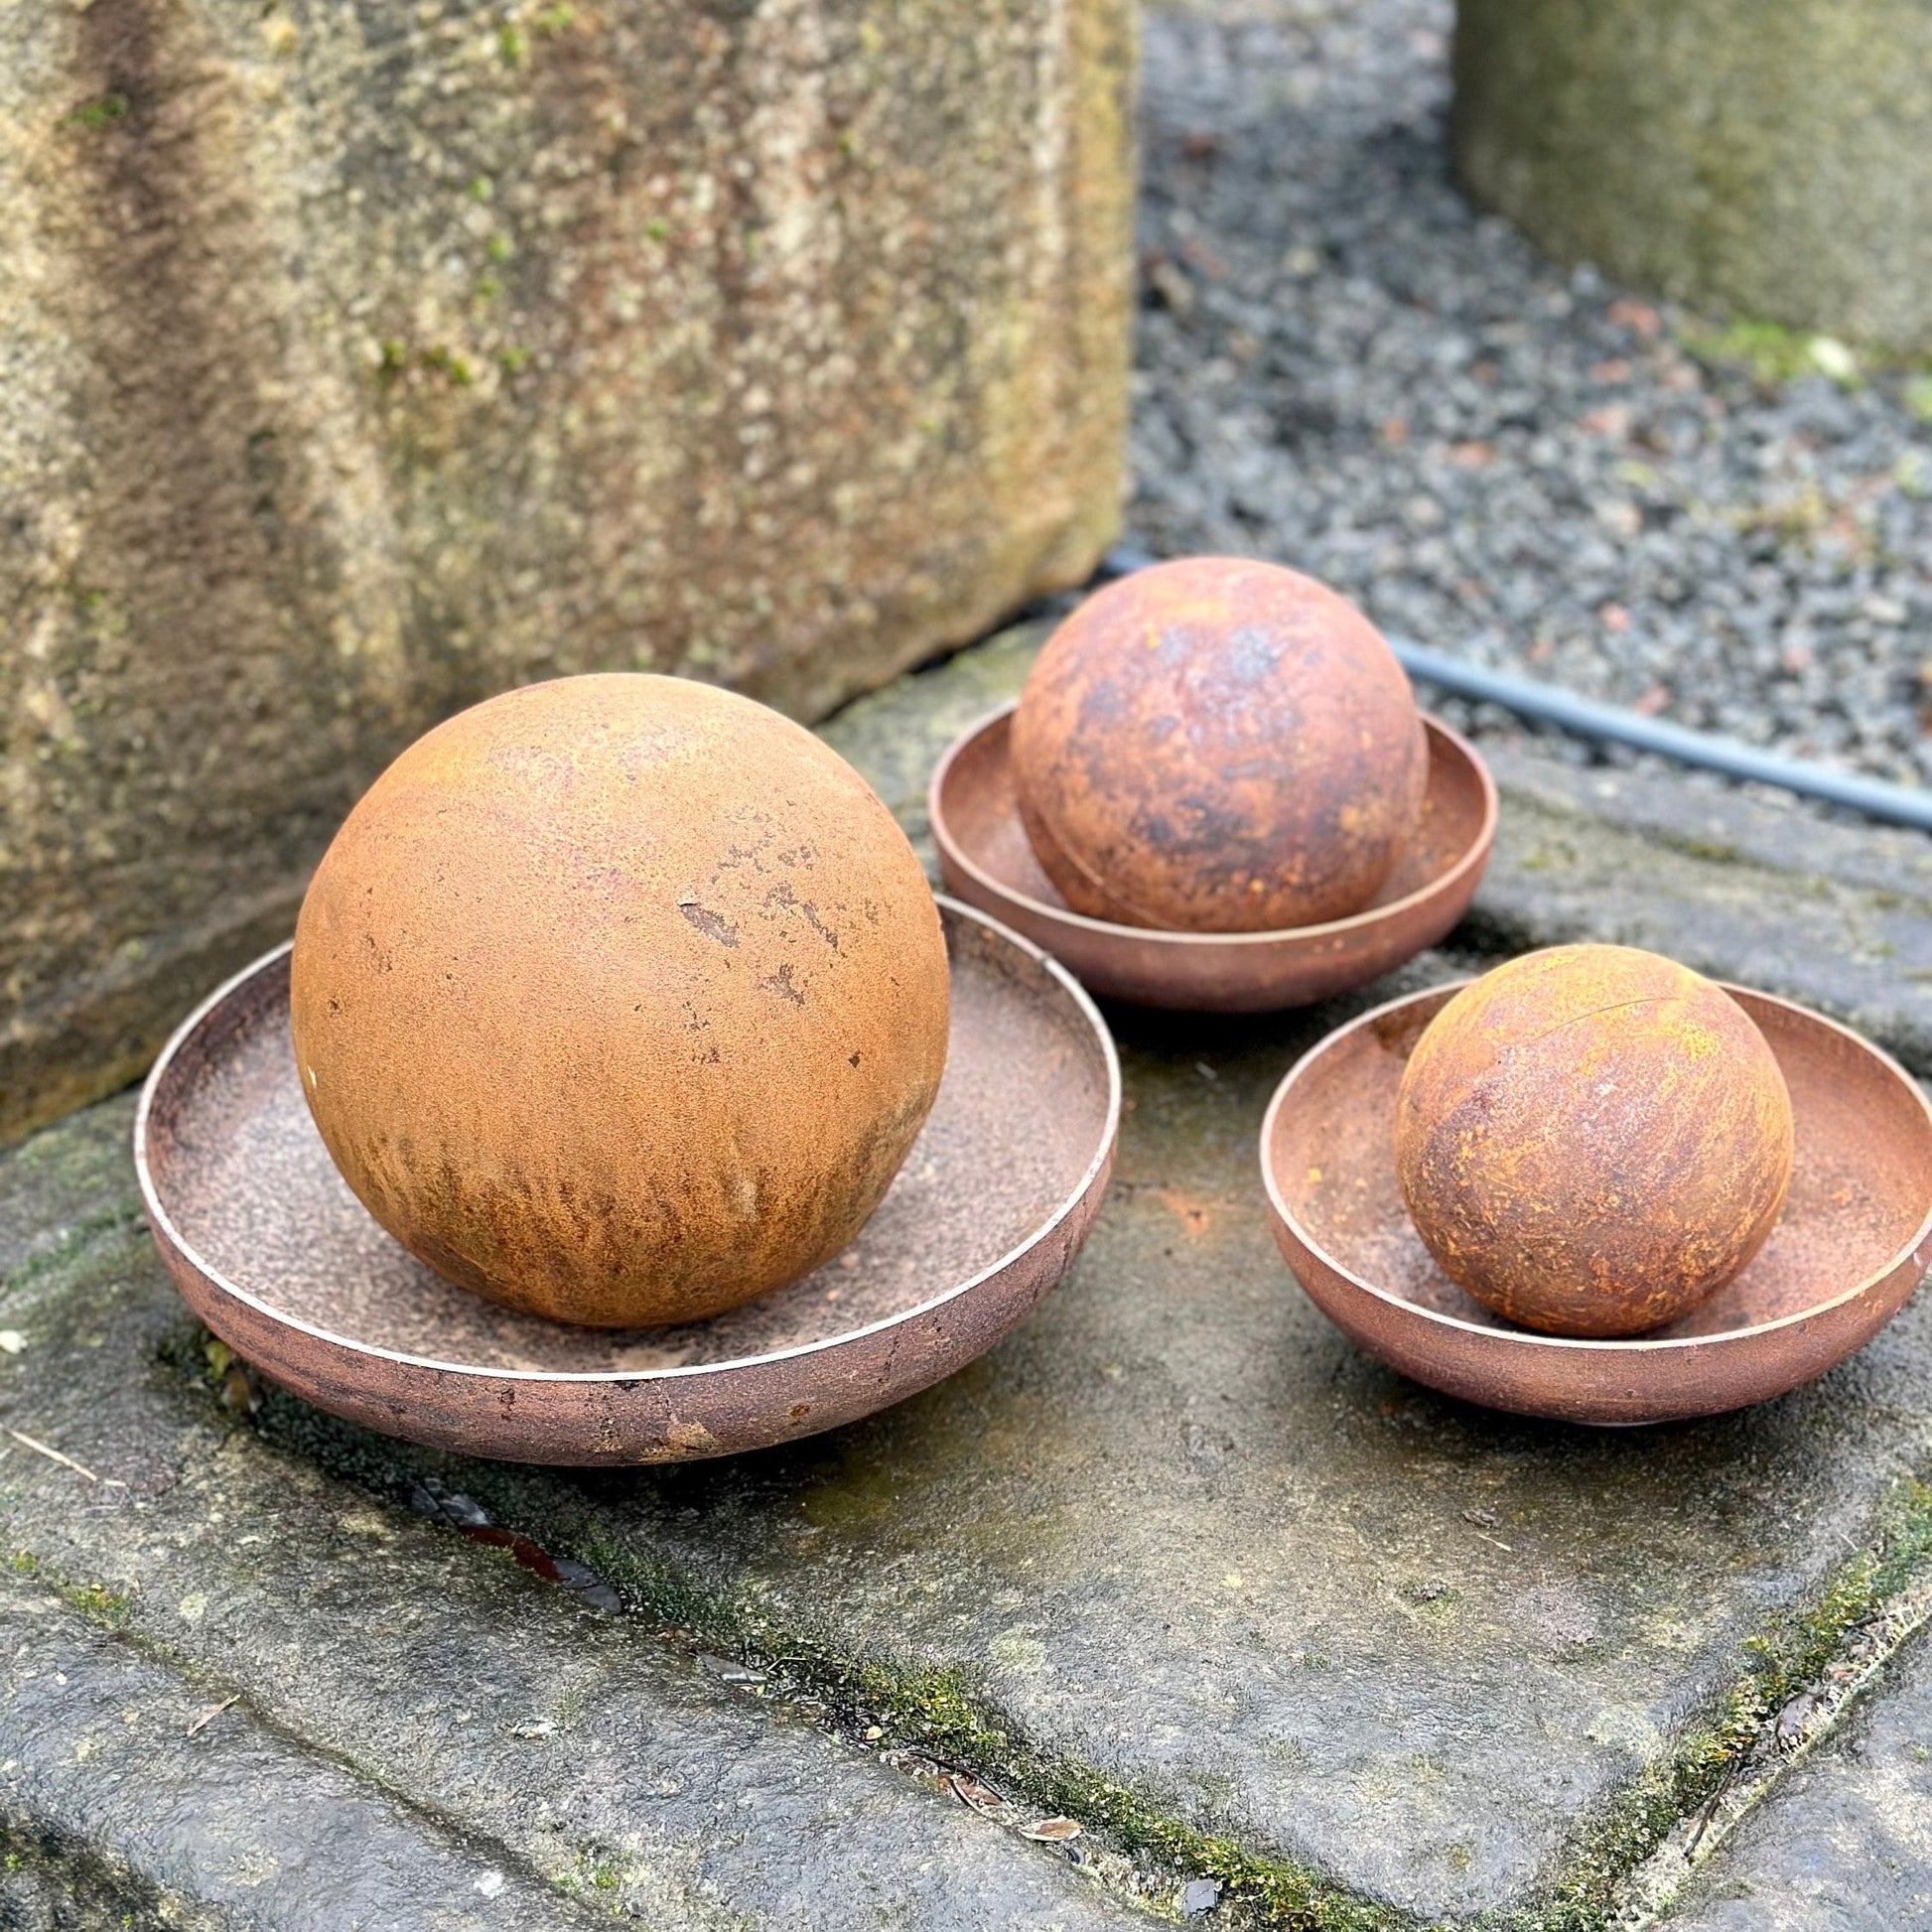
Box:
left=290, top=673, right=950, bottom=1329
left=1009, top=557, right=1428, bottom=932
left=1393, top=945, right=1795, bottom=1337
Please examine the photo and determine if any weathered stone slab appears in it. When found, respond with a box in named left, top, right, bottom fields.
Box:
left=819, top=618, right=1054, bottom=874
left=1480, top=750, right=1932, bottom=907
left=8, top=629, right=1932, bottom=1926
left=343, top=1063, right=1932, bottom=1922
left=0, top=1567, right=607, bottom=1932
left=1668, top=1628, right=1932, bottom=1931
left=1472, top=748, right=1932, bottom=1075
left=0, top=1109, right=1151, bottom=1930
left=0, top=0, right=1134, bottom=1147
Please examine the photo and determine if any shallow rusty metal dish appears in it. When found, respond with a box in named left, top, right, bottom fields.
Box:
left=929, top=703, right=1496, bottom=1011
left=1261, top=981, right=1932, bottom=1426
left=135, top=899, right=1119, bottom=1465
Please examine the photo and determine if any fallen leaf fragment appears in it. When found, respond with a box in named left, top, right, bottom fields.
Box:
left=945, top=1772, right=1009, bottom=1818
left=1022, top=1817, right=1082, bottom=1842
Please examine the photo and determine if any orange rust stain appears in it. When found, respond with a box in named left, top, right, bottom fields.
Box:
left=1156, top=1187, right=1218, bottom=1238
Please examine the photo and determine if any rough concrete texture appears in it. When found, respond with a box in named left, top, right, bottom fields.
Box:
left=0, top=1567, right=611, bottom=1932
left=1470, top=748, right=1932, bottom=1077
left=0, top=0, right=1135, bottom=1149
left=1452, top=0, right=1932, bottom=350
left=6, top=630, right=1932, bottom=1926
left=0, top=1104, right=1152, bottom=1931
left=1671, top=1627, right=1932, bottom=1932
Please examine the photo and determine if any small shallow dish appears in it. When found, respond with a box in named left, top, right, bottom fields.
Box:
left=1260, top=981, right=1932, bottom=1425
left=136, top=898, right=1119, bottom=1465
left=929, top=703, right=1497, bottom=1012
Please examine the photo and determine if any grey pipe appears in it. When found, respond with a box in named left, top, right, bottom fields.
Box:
left=1098, top=546, right=1932, bottom=834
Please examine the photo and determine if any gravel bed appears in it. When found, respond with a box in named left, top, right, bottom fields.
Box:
left=1129, top=0, right=1932, bottom=788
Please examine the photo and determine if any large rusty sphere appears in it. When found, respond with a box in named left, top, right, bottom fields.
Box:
left=1393, top=945, right=1795, bottom=1337
left=1010, top=557, right=1428, bottom=932
left=291, top=674, right=950, bottom=1328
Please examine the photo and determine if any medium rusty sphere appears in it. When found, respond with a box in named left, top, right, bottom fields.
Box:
left=1393, top=945, right=1795, bottom=1337
left=291, top=674, right=950, bottom=1328
left=1009, top=557, right=1428, bottom=932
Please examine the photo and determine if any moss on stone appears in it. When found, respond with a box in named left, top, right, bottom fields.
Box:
left=64, top=93, right=128, bottom=132
left=1533, top=1474, right=1932, bottom=1931
left=54, top=1578, right=134, bottom=1631
left=2, top=1204, right=142, bottom=1298
left=1679, top=319, right=1863, bottom=389
left=503, top=1450, right=1932, bottom=1928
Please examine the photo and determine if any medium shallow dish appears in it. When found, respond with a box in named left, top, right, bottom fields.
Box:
left=1261, top=981, right=1932, bottom=1426
left=929, top=703, right=1496, bottom=1012
left=136, top=898, right=1119, bottom=1465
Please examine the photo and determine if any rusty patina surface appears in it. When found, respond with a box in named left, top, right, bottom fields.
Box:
left=1009, top=557, right=1428, bottom=932
left=931, top=702, right=1494, bottom=1010
left=135, top=899, right=1118, bottom=1464
left=1263, top=979, right=1932, bottom=1425
left=1393, top=945, right=1794, bottom=1337
left=290, top=674, right=950, bottom=1329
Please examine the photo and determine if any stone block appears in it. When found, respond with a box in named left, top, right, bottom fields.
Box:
left=1453, top=0, right=1932, bottom=350
left=0, top=0, right=1135, bottom=1146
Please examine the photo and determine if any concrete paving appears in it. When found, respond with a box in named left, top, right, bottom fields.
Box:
left=2, top=629, right=1930, bottom=1926
left=1671, top=1627, right=1932, bottom=1932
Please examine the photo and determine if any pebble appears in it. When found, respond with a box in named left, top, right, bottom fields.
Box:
left=1130, top=0, right=1932, bottom=787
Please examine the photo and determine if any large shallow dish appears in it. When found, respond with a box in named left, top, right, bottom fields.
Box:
left=929, top=703, right=1496, bottom=1012
left=136, top=899, right=1119, bottom=1465
left=1261, top=981, right=1932, bottom=1426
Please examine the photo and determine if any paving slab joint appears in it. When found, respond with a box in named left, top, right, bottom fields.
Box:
left=243, top=1376, right=1409, bottom=1932
left=1541, top=1471, right=1932, bottom=1931
left=239, top=1328, right=1932, bottom=1932
left=2, top=1539, right=576, bottom=1927
left=0, top=1810, right=225, bottom=1932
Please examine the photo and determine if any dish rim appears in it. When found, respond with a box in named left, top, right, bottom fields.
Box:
left=927, top=701, right=1499, bottom=949
left=1258, top=976, right=1932, bottom=1353
left=134, top=896, right=1123, bottom=1387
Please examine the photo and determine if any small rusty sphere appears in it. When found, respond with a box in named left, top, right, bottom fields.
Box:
left=1393, top=945, right=1795, bottom=1337
left=1009, top=557, right=1428, bottom=932
left=291, top=673, right=950, bottom=1328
